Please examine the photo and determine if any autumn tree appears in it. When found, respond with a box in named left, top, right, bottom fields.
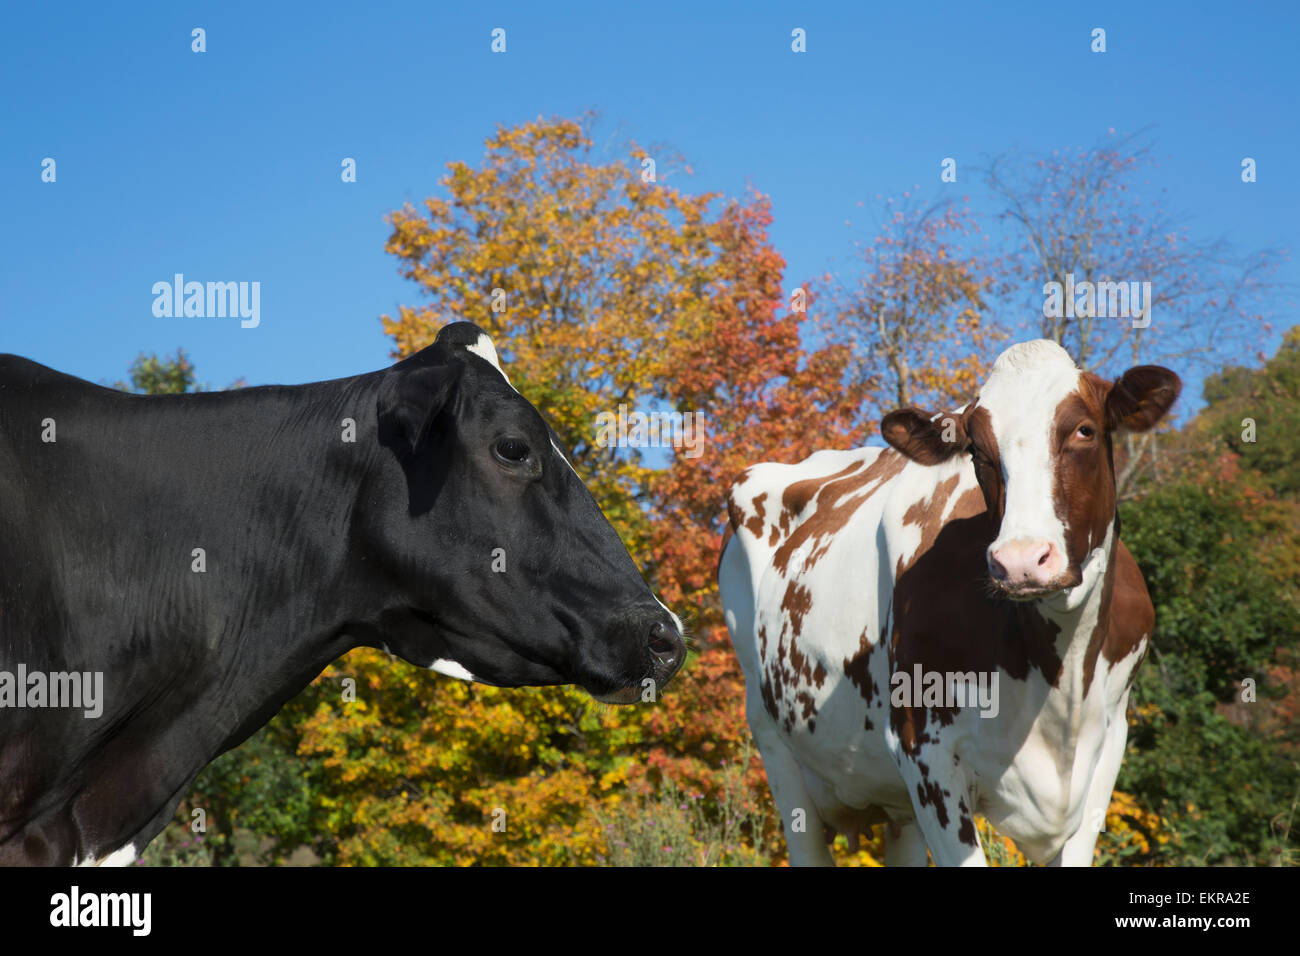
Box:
left=638, top=196, right=869, bottom=858
left=985, top=130, right=1288, bottom=494
left=820, top=194, right=1005, bottom=421
left=986, top=130, right=1285, bottom=371
left=381, top=114, right=716, bottom=558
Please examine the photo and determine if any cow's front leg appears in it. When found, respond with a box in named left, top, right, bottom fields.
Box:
left=1048, top=712, right=1132, bottom=867
left=897, top=756, right=985, bottom=866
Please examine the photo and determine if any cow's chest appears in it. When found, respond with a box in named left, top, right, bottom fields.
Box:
left=753, top=569, right=1143, bottom=854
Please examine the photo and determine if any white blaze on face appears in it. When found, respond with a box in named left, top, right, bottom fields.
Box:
left=977, top=340, right=1081, bottom=578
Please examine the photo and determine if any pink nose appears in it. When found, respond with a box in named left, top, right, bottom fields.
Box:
left=988, top=539, right=1062, bottom=588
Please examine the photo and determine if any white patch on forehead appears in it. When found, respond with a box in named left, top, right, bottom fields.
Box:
left=977, top=340, right=1081, bottom=553
left=430, top=658, right=476, bottom=681
left=988, top=339, right=1077, bottom=375
left=978, top=342, right=1080, bottom=429
left=467, top=334, right=514, bottom=388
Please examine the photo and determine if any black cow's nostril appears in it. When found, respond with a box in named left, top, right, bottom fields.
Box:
left=648, top=622, right=676, bottom=658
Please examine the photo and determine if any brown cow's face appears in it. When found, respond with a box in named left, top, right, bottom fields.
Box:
left=882, top=341, right=1180, bottom=603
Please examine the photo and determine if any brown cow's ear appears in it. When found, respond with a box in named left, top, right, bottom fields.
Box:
left=881, top=407, right=966, bottom=465
left=1104, top=366, right=1182, bottom=433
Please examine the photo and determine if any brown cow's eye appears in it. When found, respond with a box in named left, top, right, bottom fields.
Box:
left=1076, top=424, right=1095, bottom=440
left=494, top=438, right=531, bottom=463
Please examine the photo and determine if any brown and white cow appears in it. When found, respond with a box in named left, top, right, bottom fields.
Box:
left=718, top=340, right=1180, bottom=866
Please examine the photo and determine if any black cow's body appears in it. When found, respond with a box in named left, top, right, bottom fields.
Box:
left=0, top=322, right=684, bottom=865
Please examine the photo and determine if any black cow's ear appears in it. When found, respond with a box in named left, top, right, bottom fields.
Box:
left=1104, top=366, right=1181, bottom=433
left=379, top=362, right=464, bottom=452
left=435, top=321, right=490, bottom=349
left=882, top=407, right=966, bottom=465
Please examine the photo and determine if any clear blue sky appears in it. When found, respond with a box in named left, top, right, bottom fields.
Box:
left=2, top=1, right=1295, bottom=406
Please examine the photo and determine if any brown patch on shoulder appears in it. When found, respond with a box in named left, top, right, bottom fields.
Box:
left=773, top=452, right=907, bottom=575
left=1105, top=540, right=1153, bottom=665
left=896, top=474, right=966, bottom=577
left=889, top=502, right=1063, bottom=757
left=1081, top=538, right=1153, bottom=697
left=782, top=462, right=861, bottom=516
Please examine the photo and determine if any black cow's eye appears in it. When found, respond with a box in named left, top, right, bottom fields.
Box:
left=494, top=438, right=531, bottom=464
left=1076, top=424, right=1095, bottom=440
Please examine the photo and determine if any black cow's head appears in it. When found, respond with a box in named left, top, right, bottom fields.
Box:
left=368, top=322, right=685, bottom=704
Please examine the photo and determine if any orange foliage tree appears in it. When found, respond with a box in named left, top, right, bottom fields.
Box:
left=638, top=199, right=869, bottom=852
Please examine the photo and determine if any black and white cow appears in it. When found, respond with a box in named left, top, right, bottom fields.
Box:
left=0, top=321, right=685, bottom=866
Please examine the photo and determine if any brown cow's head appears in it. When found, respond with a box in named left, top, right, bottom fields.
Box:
left=881, top=340, right=1180, bottom=603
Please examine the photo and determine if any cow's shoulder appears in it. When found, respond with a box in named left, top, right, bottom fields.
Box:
left=726, top=447, right=907, bottom=562
left=881, top=457, right=987, bottom=581
left=1102, top=538, right=1154, bottom=671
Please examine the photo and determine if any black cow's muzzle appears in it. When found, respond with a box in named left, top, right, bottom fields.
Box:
left=587, top=610, right=686, bottom=705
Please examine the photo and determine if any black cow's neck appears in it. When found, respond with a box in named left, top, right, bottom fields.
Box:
left=130, top=380, right=393, bottom=752
left=2, top=370, right=410, bottom=861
